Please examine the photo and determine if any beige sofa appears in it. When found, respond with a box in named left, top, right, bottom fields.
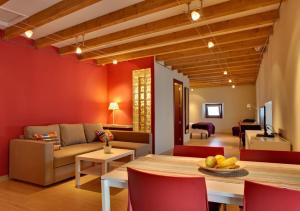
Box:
left=9, top=123, right=151, bottom=186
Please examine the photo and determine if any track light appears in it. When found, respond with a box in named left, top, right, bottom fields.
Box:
left=113, top=59, right=118, bottom=65
left=208, top=41, right=215, bottom=49
left=223, top=70, right=228, bottom=75
left=75, top=46, right=82, bottom=55
left=25, top=30, right=33, bottom=38
left=191, top=11, right=201, bottom=21
left=232, top=85, right=236, bottom=89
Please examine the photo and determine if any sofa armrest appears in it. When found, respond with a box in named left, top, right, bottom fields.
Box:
left=9, top=139, right=54, bottom=186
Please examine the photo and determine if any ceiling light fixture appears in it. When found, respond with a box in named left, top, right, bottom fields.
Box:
left=232, top=85, right=236, bottom=89
left=228, top=79, right=232, bottom=83
left=25, top=30, right=33, bottom=38
left=113, top=59, right=118, bottom=65
left=223, top=70, right=228, bottom=75
left=75, top=34, right=85, bottom=55
left=188, top=0, right=203, bottom=22
left=75, top=46, right=82, bottom=55
left=191, top=10, right=201, bottom=21
left=208, top=41, right=215, bottom=48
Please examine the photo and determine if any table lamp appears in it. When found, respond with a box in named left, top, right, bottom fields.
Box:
left=108, top=102, right=119, bottom=124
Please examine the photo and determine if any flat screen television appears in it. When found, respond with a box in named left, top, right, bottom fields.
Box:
left=259, top=106, right=266, bottom=129
left=257, top=105, right=274, bottom=137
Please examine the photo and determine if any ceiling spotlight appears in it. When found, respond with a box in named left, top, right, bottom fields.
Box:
left=191, top=88, right=194, bottom=92
left=228, top=79, right=232, bottom=83
left=254, top=46, right=263, bottom=52
left=223, top=70, right=228, bottom=75
left=208, top=41, right=215, bottom=49
left=191, top=10, right=201, bottom=21
left=25, top=30, right=33, bottom=38
left=75, top=46, right=82, bottom=55
left=113, top=59, right=118, bottom=65
left=232, top=85, right=236, bottom=89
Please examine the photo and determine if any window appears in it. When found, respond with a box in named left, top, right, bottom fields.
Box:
left=205, top=103, right=223, bottom=118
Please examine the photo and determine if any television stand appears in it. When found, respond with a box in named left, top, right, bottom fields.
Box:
left=245, top=130, right=290, bottom=151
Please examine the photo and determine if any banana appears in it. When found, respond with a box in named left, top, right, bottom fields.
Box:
left=215, top=155, right=225, bottom=165
left=217, top=157, right=238, bottom=168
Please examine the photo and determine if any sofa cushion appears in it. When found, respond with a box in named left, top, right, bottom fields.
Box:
left=60, top=124, right=87, bottom=146
left=83, top=123, right=103, bottom=143
left=24, top=124, right=61, bottom=142
left=54, top=142, right=104, bottom=168
left=111, top=130, right=151, bottom=144
left=110, top=141, right=150, bottom=157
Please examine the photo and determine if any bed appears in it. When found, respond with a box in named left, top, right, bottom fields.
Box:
left=191, top=122, right=215, bottom=137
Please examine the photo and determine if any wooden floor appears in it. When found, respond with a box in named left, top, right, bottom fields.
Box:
left=187, top=133, right=241, bottom=158
left=0, top=134, right=240, bottom=211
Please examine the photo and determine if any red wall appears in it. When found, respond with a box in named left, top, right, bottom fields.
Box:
left=106, top=57, right=154, bottom=125
left=0, top=36, right=108, bottom=176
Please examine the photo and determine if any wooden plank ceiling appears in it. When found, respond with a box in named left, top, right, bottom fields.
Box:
left=3, top=0, right=283, bottom=88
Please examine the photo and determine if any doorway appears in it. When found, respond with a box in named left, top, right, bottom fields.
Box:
left=173, top=79, right=183, bottom=146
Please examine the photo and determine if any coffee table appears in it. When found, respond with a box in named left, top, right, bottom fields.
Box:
left=75, top=148, right=134, bottom=187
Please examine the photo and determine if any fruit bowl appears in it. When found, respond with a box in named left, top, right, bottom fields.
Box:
left=198, top=160, right=245, bottom=173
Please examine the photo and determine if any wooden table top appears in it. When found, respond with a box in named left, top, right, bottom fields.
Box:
left=76, top=148, right=134, bottom=162
left=102, top=154, right=300, bottom=191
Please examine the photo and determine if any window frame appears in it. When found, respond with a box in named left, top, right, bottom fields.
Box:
left=204, top=103, right=223, bottom=119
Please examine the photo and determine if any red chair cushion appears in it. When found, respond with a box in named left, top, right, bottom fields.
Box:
left=240, top=149, right=300, bottom=164
left=173, top=145, right=224, bottom=158
left=244, top=180, right=300, bottom=211
left=127, top=167, right=208, bottom=211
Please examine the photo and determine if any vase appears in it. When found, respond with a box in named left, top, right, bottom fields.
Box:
left=104, top=144, right=112, bottom=154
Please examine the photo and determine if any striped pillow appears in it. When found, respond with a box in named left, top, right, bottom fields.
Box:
left=96, top=130, right=114, bottom=142
left=33, top=131, right=60, bottom=145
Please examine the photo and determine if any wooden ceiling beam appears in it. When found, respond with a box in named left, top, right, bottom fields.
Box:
left=185, top=70, right=259, bottom=77
left=189, top=79, right=257, bottom=85
left=163, top=49, right=261, bottom=65
left=171, top=54, right=261, bottom=69
left=73, top=10, right=277, bottom=58
left=58, top=0, right=280, bottom=54
left=94, top=28, right=270, bottom=64
left=34, top=0, right=193, bottom=48
left=178, top=61, right=260, bottom=72
left=156, top=37, right=267, bottom=61
left=190, top=81, right=255, bottom=88
left=0, top=0, right=8, bottom=6
left=3, top=0, right=101, bottom=40
left=177, top=59, right=261, bottom=70
left=189, top=74, right=258, bottom=80
left=180, top=65, right=260, bottom=74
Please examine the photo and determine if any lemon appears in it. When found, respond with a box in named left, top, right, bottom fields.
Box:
left=205, top=156, right=217, bottom=168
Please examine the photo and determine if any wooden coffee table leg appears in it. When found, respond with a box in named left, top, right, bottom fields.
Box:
left=75, top=158, right=81, bottom=188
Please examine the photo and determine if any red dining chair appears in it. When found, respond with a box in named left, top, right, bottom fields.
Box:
left=240, top=149, right=300, bottom=164
left=127, top=167, right=208, bottom=211
left=173, top=145, right=224, bottom=158
left=172, top=145, right=224, bottom=211
left=244, top=180, right=300, bottom=211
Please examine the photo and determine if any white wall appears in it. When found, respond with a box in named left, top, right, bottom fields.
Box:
left=154, top=62, right=189, bottom=154
left=256, top=0, right=300, bottom=150
left=190, top=85, right=256, bottom=133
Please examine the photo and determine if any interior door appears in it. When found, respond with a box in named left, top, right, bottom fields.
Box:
left=173, top=80, right=183, bottom=145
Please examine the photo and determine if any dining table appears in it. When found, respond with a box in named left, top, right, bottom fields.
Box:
left=101, top=154, right=300, bottom=211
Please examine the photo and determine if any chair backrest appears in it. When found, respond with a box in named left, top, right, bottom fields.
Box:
left=173, top=145, right=224, bottom=158
left=240, top=149, right=300, bottom=164
left=244, top=180, right=300, bottom=211
left=127, top=167, right=208, bottom=211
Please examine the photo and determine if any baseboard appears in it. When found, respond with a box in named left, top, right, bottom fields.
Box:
left=0, top=175, right=8, bottom=183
